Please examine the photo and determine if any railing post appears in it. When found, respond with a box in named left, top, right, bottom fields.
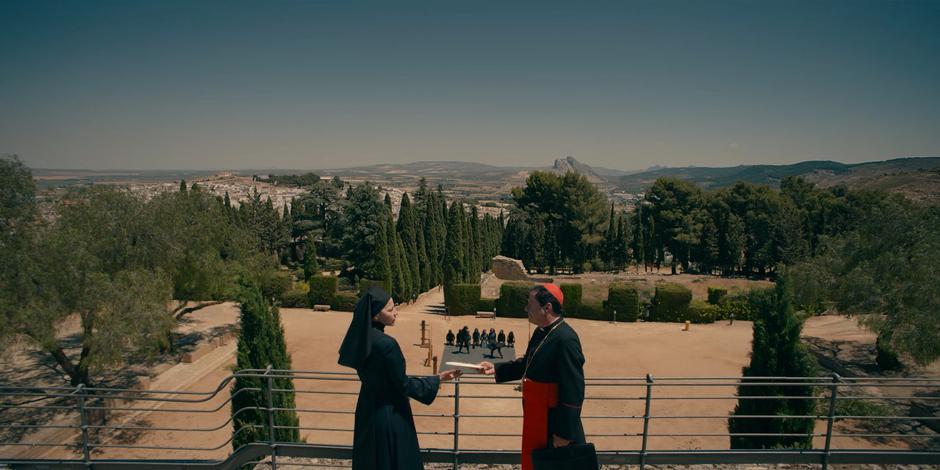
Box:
left=76, top=384, right=91, bottom=467
left=822, top=373, right=840, bottom=470
left=452, top=377, right=460, bottom=470
left=265, top=365, right=277, bottom=470
left=640, top=373, right=653, bottom=470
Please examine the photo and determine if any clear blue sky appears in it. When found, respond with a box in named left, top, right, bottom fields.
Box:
left=1, top=0, right=938, bottom=170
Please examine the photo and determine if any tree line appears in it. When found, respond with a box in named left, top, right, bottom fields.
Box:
left=0, top=157, right=503, bottom=386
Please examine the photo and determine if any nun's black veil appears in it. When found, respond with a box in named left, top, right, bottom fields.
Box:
left=338, top=286, right=391, bottom=370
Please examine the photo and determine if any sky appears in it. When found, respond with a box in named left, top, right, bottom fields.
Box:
left=1, top=1, right=939, bottom=171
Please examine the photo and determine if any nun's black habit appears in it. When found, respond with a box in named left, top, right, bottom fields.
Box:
left=338, top=287, right=440, bottom=470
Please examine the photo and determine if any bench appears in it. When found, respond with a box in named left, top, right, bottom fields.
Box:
left=476, top=311, right=495, bottom=319
left=313, top=304, right=331, bottom=311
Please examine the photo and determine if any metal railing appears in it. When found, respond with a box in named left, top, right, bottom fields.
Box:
left=1, top=369, right=939, bottom=469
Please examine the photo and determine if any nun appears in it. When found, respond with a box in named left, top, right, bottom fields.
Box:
left=338, top=286, right=462, bottom=470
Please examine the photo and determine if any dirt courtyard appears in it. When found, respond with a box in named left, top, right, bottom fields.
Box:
left=1, top=284, right=935, bottom=462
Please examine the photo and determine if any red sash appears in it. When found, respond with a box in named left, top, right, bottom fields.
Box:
left=521, top=378, right=558, bottom=470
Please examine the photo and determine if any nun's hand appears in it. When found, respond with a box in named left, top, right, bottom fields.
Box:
left=438, top=369, right=462, bottom=382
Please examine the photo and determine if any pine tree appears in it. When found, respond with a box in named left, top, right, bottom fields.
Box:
left=231, top=285, right=300, bottom=450
left=728, top=280, right=817, bottom=449
left=179, top=179, right=187, bottom=192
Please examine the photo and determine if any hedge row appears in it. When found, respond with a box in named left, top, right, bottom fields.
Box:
left=687, top=300, right=718, bottom=324
left=445, top=284, right=482, bottom=315
left=308, top=275, right=338, bottom=307
left=606, top=283, right=640, bottom=322
left=716, top=294, right=755, bottom=321
left=650, top=283, right=692, bottom=322
left=495, top=282, right=531, bottom=318
left=707, top=287, right=728, bottom=305
left=358, top=278, right=390, bottom=295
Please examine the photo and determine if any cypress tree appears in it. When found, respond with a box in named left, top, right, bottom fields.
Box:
left=303, top=237, right=319, bottom=280
left=728, top=280, right=817, bottom=449
left=231, top=285, right=300, bottom=450
left=443, top=201, right=465, bottom=289
left=416, top=220, right=431, bottom=292
left=397, top=194, right=421, bottom=300
left=470, top=206, right=482, bottom=277
left=386, top=209, right=406, bottom=301
left=376, top=215, right=393, bottom=292
left=179, top=179, right=187, bottom=192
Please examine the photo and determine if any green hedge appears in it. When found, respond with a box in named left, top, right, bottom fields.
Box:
left=496, top=282, right=532, bottom=318
left=650, top=283, right=692, bottom=322
left=359, top=278, right=391, bottom=295
left=707, top=287, right=728, bottom=305
left=259, top=270, right=292, bottom=302
left=606, top=283, right=640, bottom=322
left=559, top=284, right=582, bottom=314
left=332, top=292, right=359, bottom=312
left=478, top=297, right=497, bottom=313
left=308, top=276, right=338, bottom=307
left=445, top=284, right=481, bottom=315
left=687, top=300, right=718, bottom=324
left=716, top=294, right=755, bottom=321
left=281, top=289, right=309, bottom=308
left=573, top=302, right=606, bottom=320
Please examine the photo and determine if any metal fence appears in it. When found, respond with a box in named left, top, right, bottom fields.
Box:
left=2, top=369, right=939, bottom=469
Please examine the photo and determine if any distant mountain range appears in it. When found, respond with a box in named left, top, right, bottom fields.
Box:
left=616, top=157, right=940, bottom=199
left=32, top=156, right=940, bottom=204
left=319, top=156, right=940, bottom=203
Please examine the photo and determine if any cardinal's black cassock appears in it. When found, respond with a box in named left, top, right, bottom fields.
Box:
left=494, top=316, right=586, bottom=470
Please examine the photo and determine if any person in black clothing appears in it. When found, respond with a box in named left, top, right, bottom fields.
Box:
left=478, top=284, right=585, bottom=470
left=507, top=330, right=515, bottom=347
left=497, top=329, right=506, bottom=345
left=339, top=287, right=462, bottom=470
left=472, top=328, right=481, bottom=349
left=487, top=329, right=503, bottom=359
left=456, top=326, right=470, bottom=353
left=445, top=329, right=455, bottom=346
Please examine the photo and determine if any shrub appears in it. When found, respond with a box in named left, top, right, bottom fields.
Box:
left=717, top=294, right=755, bottom=321
left=687, top=300, right=718, bottom=324
left=359, top=278, right=390, bottom=295
left=308, top=276, right=338, bottom=307
left=606, top=283, right=640, bottom=322
left=281, top=289, right=309, bottom=308
left=496, top=282, right=532, bottom=318
left=728, top=284, right=817, bottom=450
left=332, top=292, right=359, bottom=312
left=445, top=284, right=482, bottom=315
left=707, top=287, right=728, bottom=305
left=876, top=333, right=902, bottom=371
left=650, top=283, right=692, bottom=322
left=259, top=270, right=292, bottom=302
left=559, top=284, right=583, bottom=315
left=478, top=297, right=497, bottom=313
left=573, top=302, right=606, bottom=320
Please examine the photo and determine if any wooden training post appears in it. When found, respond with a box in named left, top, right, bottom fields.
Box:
left=419, top=320, right=431, bottom=347
left=424, top=343, right=434, bottom=367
